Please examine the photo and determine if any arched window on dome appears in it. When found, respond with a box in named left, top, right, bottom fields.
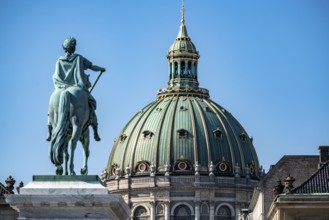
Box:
left=142, top=130, right=154, bottom=140
left=177, top=129, right=188, bottom=139
left=120, top=134, right=127, bottom=143
left=174, top=62, right=178, bottom=77
left=194, top=62, right=198, bottom=79
left=181, top=61, right=186, bottom=77
left=240, top=132, right=247, bottom=142
left=213, top=128, right=223, bottom=140
left=169, top=63, right=173, bottom=80
left=187, top=61, right=192, bottom=78
left=133, top=206, right=149, bottom=220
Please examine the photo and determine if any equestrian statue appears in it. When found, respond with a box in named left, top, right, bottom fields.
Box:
left=47, top=37, right=106, bottom=175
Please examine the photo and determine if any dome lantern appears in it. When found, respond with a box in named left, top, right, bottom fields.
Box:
left=165, top=0, right=201, bottom=93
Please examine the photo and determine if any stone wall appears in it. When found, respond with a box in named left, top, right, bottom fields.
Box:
left=261, top=155, right=319, bottom=216
left=0, top=197, right=18, bottom=220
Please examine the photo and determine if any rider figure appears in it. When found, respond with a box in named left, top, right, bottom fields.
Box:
left=47, top=37, right=105, bottom=141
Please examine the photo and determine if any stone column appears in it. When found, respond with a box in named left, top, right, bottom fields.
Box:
left=195, top=201, right=200, bottom=220
left=185, top=60, right=189, bottom=76
left=177, top=61, right=181, bottom=77
left=209, top=202, right=215, bottom=220
left=150, top=202, right=155, bottom=220
left=164, top=201, right=170, bottom=220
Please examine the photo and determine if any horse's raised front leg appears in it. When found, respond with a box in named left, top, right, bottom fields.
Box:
left=80, top=128, right=90, bottom=175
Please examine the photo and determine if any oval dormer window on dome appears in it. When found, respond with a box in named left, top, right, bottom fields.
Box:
left=110, top=163, right=118, bottom=176
left=180, top=106, right=187, bottom=111
left=173, top=159, right=193, bottom=172
left=215, top=158, right=232, bottom=176
left=135, top=160, right=150, bottom=173
left=248, top=161, right=256, bottom=175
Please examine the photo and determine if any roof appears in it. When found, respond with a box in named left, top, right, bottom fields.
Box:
left=293, top=161, right=329, bottom=193
left=107, top=95, right=260, bottom=179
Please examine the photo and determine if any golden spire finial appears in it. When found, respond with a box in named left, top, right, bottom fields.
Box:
left=181, top=0, right=185, bottom=25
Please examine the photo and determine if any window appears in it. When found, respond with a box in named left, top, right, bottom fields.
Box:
left=200, top=203, right=209, bottom=214
left=187, top=61, right=192, bottom=77
left=177, top=129, right=188, bottom=139
left=216, top=205, right=232, bottom=220
left=110, top=163, right=118, bottom=176
left=213, top=129, right=222, bottom=139
left=120, top=134, right=127, bottom=142
left=133, top=206, right=149, bottom=220
left=134, top=161, right=150, bottom=173
left=181, top=61, right=186, bottom=76
left=142, top=130, right=154, bottom=139
left=174, top=205, right=192, bottom=220
left=156, top=203, right=164, bottom=216
left=240, top=132, right=247, bottom=142
left=173, top=159, right=193, bottom=172
left=180, top=106, right=187, bottom=111
left=174, top=62, right=178, bottom=76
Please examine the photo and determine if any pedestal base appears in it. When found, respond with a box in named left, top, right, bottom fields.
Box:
left=5, top=175, right=130, bottom=220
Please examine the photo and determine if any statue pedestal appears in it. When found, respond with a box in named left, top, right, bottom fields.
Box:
left=5, top=175, right=130, bottom=220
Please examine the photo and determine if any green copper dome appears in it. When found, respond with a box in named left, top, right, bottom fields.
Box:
left=106, top=10, right=260, bottom=180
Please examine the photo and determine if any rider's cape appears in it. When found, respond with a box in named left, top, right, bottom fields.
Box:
left=53, top=54, right=92, bottom=90
left=53, top=54, right=96, bottom=109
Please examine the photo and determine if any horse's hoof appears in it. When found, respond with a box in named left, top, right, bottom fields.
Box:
left=94, top=135, right=101, bottom=142
left=70, top=171, right=76, bottom=176
left=81, top=168, right=88, bottom=175
left=56, top=166, right=63, bottom=175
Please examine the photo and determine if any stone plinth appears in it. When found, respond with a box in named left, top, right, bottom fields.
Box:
left=5, top=175, right=130, bottom=220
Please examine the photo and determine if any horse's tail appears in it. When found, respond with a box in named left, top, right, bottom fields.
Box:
left=50, top=90, right=70, bottom=166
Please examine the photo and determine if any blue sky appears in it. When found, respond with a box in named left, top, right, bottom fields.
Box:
left=1, top=0, right=328, bottom=186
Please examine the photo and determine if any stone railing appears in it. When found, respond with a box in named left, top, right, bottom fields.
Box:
left=0, top=183, right=9, bottom=196
left=107, top=175, right=257, bottom=191
left=171, top=176, right=195, bottom=186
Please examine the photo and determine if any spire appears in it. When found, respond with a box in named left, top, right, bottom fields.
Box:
left=177, top=0, right=188, bottom=38
left=181, top=0, right=185, bottom=25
